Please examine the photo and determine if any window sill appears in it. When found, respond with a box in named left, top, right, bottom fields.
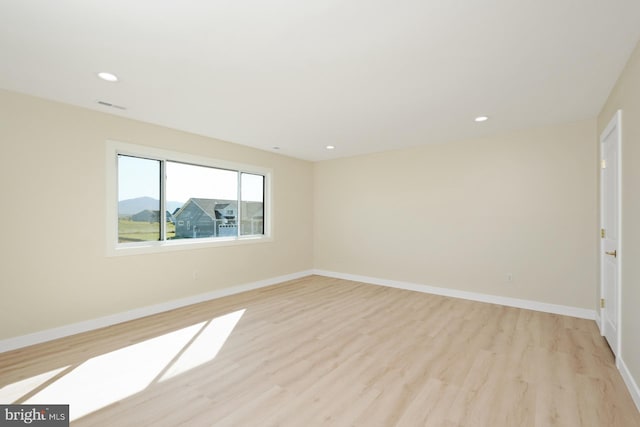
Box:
left=106, top=235, right=273, bottom=257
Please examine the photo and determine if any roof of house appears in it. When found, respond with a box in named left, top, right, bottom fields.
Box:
left=175, top=198, right=237, bottom=220
left=242, top=201, right=264, bottom=219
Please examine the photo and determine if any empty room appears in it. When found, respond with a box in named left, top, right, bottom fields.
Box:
left=1, top=1, right=640, bottom=426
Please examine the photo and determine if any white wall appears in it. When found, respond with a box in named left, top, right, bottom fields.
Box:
left=314, top=120, right=598, bottom=309
left=0, top=89, right=314, bottom=341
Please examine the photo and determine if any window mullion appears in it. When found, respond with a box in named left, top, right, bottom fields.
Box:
left=237, top=171, right=242, bottom=238
left=160, top=160, right=166, bottom=241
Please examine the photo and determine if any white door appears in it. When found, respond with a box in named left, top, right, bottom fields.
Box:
left=600, top=111, right=621, bottom=357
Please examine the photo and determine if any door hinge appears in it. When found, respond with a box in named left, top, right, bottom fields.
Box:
left=600, top=298, right=605, bottom=308
left=601, top=159, right=607, bottom=169
left=601, top=228, right=606, bottom=238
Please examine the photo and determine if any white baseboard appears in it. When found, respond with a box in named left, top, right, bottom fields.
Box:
left=619, top=357, right=640, bottom=413
left=0, top=268, right=600, bottom=352
left=312, top=269, right=597, bottom=320
left=0, top=270, right=313, bottom=353
left=595, top=310, right=602, bottom=332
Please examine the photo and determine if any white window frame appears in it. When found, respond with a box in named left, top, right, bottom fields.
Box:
left=106, top=140, right=272, bottom=257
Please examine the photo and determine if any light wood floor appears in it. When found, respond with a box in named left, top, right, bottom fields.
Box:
left=1, top=275, right=639, bottom=426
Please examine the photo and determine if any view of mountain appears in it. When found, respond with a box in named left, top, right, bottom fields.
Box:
left=118, top=197, right=184, bottom=215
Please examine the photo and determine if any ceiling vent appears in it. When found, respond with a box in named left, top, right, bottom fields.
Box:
left=97, top=100, right=126, bottom=110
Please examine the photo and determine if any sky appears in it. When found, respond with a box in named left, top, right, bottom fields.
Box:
left=118, top=156, right=264, bottom=203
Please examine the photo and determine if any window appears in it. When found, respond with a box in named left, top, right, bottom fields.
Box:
left=240, top=173, right=264, bottom=235
left=166, top=161, right=239, bottom=241
left=107, top=141, right=271, bottom=255
left=117, top=155, right=161, bottom=243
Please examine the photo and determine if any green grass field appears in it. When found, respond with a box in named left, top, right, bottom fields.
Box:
left=118, top=219, right=175, bottom=242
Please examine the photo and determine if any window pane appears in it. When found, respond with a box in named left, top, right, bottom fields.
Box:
left=167, top=162, right=238, bottom=240
left=240, top=173, right=264, bottom=236
left=118, top=155, right=161, bottom=243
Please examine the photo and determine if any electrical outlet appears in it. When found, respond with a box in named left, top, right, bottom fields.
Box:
left=507, top=273, right=513, bottom=283
left=192, top=270, right=199, bottom=280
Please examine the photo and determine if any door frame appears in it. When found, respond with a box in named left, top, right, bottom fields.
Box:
left=599, top=109, right=622, bottom=362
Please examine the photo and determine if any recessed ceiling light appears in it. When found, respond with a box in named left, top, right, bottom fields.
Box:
left=326, top=145, right=335, bottom=150
left=97, top=72, right=119, bottom=82
left=474, top=116, right=489, bottom=122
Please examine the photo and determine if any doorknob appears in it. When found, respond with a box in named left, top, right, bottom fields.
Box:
left=605, top=250, right=617, bottom=258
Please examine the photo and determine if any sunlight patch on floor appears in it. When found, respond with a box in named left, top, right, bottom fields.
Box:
left=18, top=309, right=245, bottom=421
left=0, top=366, right=70, bottom=403
left=160, top=309, right=245, bottom=382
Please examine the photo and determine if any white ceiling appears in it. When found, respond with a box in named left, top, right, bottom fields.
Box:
left=1, top=1, right=639, bottom=161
